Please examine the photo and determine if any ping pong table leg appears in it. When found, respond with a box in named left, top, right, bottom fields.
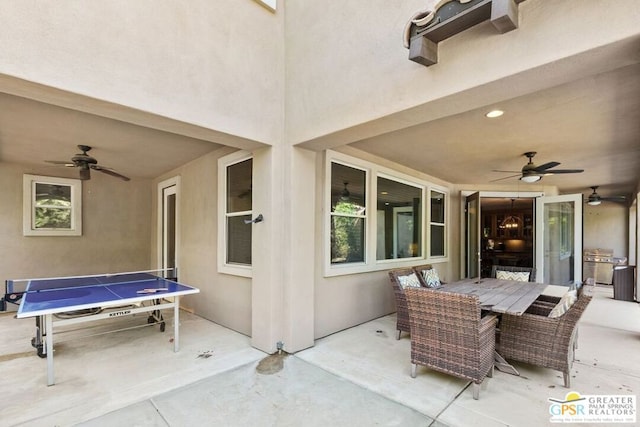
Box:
left=32, top=316, right=46, bottom=358
left=45, top=314, right=55, bottom=386
left=174, top=296, right=180, bottom=352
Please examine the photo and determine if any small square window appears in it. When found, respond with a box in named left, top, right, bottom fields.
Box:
left=23, top=175, right=82, bottom=236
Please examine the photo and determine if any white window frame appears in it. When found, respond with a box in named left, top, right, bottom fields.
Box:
left=428, top=188, right=447, bottom=258
left=324, top=150, right=449, bottom=277
left=23, top=174, right=82, bottom=236
left=376, top=172, right=426, bottom=263
left=218, top=151, right=253, bottom=278
left=328, top=159, right=369, bottom=270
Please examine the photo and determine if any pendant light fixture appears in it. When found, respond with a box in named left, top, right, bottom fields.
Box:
left=500, top=199, right=522, bottom=229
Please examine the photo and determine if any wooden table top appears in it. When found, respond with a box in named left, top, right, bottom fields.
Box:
left=439, top=278, right=547, bottom=316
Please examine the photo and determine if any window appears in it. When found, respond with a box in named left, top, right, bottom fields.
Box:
left=23, top=174, right=82, bottom=236
left=330, top=162, right=366, bottom=264
left=559, top=201, right=574, bottom=259
left=326, top=151, right=449, bottom=276
left=377, top=176, right=422, bottom=260
left=430, top=190, right=446, bottom=257
left=218, top=152, right=253, bottom=276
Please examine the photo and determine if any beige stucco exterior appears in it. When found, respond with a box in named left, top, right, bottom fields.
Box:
left=0, top=0, right=638, bottom=355
left=0, top=163, right=151, bottom=278
left=0, top=0, right=283, bottom=147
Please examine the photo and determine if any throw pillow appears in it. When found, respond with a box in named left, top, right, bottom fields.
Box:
left=398, top=273, right=421, bottom=289
left=548, top=290, right=578, bottom=318
left=496, top=270, right=530, bottom=282
left=421, top=268, right=441, bottom=288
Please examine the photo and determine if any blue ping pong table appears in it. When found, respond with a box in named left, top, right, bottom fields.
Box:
left=14, top=271, right=200, bottom=386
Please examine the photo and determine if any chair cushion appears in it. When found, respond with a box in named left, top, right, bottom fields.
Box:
left=548, top=290, right=578, bottom=318
left=420, top=268, right=441, bottom=288
left=496, top=270, right=530, bottom=282
left=398, top=273, right=422, bottom=289
left=542, top=284, right=570, bottom=298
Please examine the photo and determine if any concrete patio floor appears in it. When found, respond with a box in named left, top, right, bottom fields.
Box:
left=1, top=285, right=638, bottom=426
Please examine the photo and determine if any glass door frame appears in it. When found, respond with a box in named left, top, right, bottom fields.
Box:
left=461, top=190, right=543, bottom=280
left=157, top=176, right=180, bottom=279
left=535, top=193, right=583, bottom=285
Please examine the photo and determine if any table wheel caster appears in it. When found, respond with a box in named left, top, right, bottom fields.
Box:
left=31, top=337, right=46, bottom=358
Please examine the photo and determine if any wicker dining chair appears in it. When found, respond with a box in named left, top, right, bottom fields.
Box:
left=412, top=264, right=448, bottom=288
left=491, top=265, right=536, bottom=282
left=388, top=268, right=424, bottom=339
left=496, top=293, right=592, bottom=388
left=404, top=287, right=498, bottom=400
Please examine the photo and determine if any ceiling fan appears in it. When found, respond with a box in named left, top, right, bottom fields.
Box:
left=45, top=145, right=130, bottom=181
left=492, top=151, right=584, bottom=183
left=586, top=186, right=627, bottom=206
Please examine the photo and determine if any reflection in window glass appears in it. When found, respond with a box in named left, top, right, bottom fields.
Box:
left=430, top=224, right=445, bottom=257
left=376, top=177, right=422, bottom=260
left=430, top=190, right=446, bottom=257
left=227, top=215, right=252, bottom=265
left=227, top=159, right=252, bottom=213
left=331, top=217, right=365, bottom=263
left=226, top=159, right=252, bottom=266
left=330, top=163, right=366, bottom=264
left=34, top=183, right=73, bottom=229
left=431, top=191, right=445, bottom=223
left=559, top=202, right=574, bottom=256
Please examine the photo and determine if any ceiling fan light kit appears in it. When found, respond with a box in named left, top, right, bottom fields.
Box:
left=587, top=186, right=626, bottom=206
left=520, top=175, right=541, bottom=183
left=492, top=151, right=584, bottom=183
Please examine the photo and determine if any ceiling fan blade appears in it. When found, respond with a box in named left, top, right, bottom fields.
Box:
left=601, top=196, right=627, bottom=202
left=533, top=161, right=560, bottom=172
left=45, top=160, right=75, bottom=167
left=91, top=165, right=131, bottom=181
left=490, top=174, right=521, bottom=182
left=491, top=169, right=521, bottom=173
left=545, top=169, right=584, bottom=174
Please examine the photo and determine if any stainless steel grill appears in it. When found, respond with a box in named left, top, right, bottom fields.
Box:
left=583, top=249, right=627, bottom=284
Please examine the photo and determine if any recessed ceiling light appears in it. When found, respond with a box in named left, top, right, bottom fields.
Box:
left=486, top=110, right=504, bottom=118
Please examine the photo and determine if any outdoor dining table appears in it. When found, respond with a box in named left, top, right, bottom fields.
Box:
left=440, top=277, right=548, bottom=315
left=437, top=277, right=548, bottom=375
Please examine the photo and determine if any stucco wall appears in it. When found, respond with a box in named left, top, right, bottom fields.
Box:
left=2, top=0, right=636, bottom=349
left=584, top=203, right=629, bottom=258
left=0, top=0, right=284, bottom=145
left=0, top=162, right=152, bottom=300
left=285, top=0, right=640, bottom=147
left=152, top=148, right=252, bottom=336
left=312, top=146, right=454, bottom=338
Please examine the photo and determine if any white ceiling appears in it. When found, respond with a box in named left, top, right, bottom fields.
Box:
left=0, top=93, right=224, bottom=181
left=351, top=62, right=640, bottom=202
left=1, top=59, right=639, bottom=202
